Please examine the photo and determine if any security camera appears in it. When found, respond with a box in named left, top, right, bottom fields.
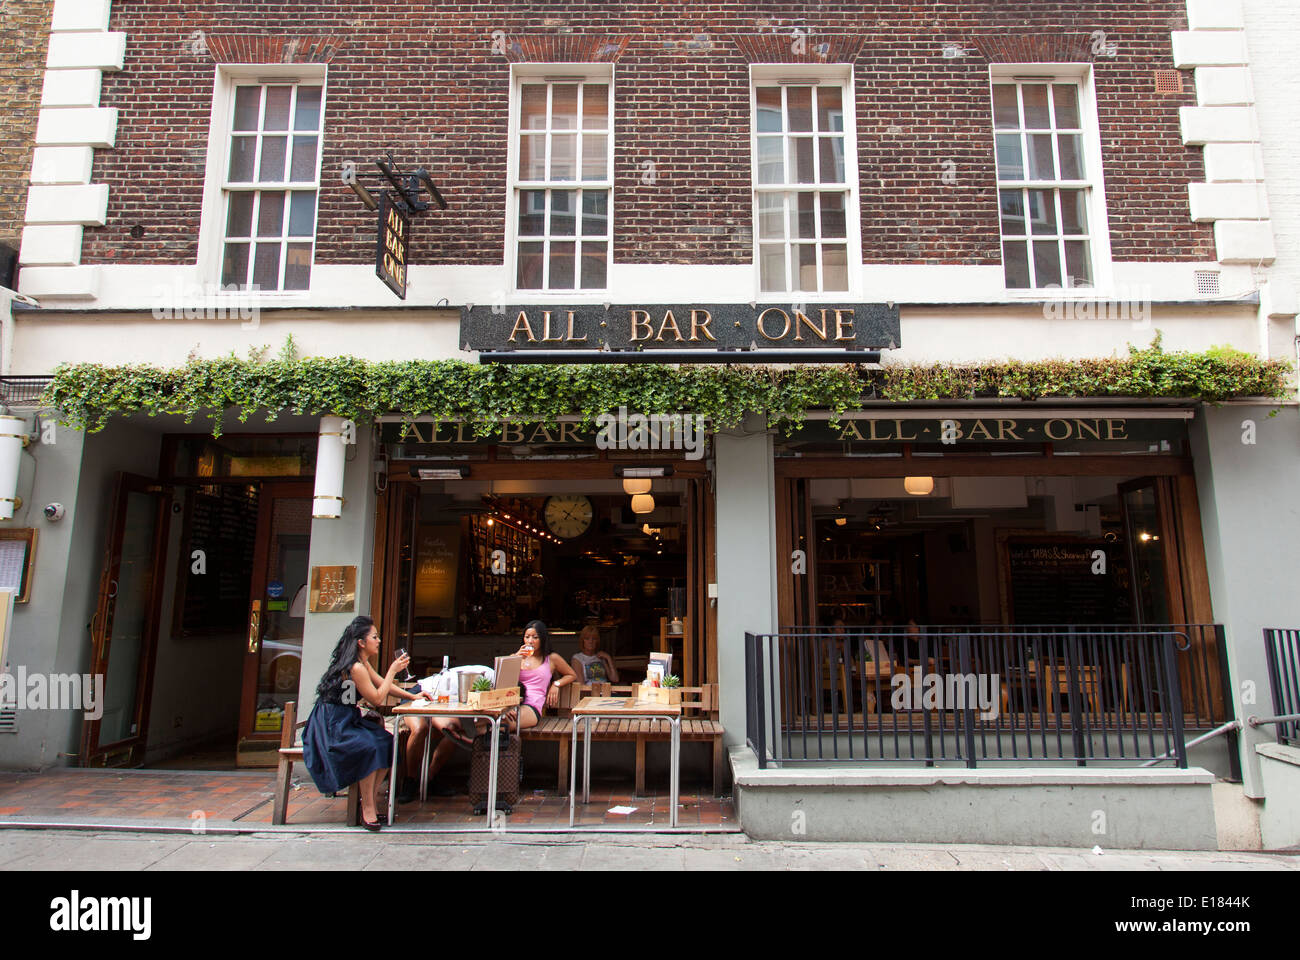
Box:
left=44, top=503, right=65, bottom=521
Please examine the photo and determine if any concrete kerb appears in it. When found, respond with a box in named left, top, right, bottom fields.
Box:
left=730, top=746, right=1221, bottom=849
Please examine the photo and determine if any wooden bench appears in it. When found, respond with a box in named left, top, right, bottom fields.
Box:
left=522, top=683, right=726, bottom=797
left=272, top=700, right=360, bottom=826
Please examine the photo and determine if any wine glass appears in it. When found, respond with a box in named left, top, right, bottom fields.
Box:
left=394, top=647, right=416, bottom=683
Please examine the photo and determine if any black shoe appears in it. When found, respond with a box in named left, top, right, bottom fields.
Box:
left=397, top=780, right=419, bottom=805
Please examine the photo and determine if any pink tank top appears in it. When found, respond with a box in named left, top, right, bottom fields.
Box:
left=519, top=658, right=553, bottom=712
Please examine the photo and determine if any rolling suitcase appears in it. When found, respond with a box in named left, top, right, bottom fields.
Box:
left=469, top=729, right=522, bottom=815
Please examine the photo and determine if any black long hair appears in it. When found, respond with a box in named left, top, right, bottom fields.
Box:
left=317, top=616, right=374, bottom=701
left=524, top=620, right=550, bottom=661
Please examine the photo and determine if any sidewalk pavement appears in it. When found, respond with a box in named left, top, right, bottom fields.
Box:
left=0, top=767, right=735, bottom=832
left=1, top=828, right=1297, bottom=871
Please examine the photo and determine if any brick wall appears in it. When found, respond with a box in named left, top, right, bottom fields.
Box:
left=83, top=2, right=1214, bottom=269
left=0, top=0, right=53, bottom=254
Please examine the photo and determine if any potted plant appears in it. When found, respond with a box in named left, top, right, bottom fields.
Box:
left=640, top=673, right=683, bottom=705
left=466, top=674, right=520, bottom=710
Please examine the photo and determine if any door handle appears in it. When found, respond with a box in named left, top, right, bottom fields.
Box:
left=248, top=600, right=262, bottom=654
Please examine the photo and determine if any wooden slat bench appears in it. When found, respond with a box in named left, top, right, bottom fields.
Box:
left=522, top=683, right=726, bottom=797
left=273, top=700, right=360, bottom=826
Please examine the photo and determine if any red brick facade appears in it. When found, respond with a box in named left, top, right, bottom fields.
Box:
left=82, top=2, right=1213, bottom=270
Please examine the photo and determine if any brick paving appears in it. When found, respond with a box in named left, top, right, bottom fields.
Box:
left=0, top=768, right=737, bottom=833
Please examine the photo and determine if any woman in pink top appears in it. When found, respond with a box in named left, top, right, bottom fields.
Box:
left=511, top=620, right=578, bottom=733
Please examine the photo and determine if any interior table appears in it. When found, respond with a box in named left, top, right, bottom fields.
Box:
left=569, top=696, right=682, bottom=828
left=389, top=700, right=513, bottom=828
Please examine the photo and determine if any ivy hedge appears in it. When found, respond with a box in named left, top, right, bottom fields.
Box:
left=43, top=336, right=1292, bottom=437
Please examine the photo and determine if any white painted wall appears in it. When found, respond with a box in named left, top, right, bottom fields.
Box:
left=9, top=301, right=1263, bottom=372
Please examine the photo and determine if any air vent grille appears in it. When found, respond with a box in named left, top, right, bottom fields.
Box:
left=1154, top=70, right=1184, bottom=94
left=1195, top=270, right=1221, bottom=296
left=0, top=708, right=17, bottom=734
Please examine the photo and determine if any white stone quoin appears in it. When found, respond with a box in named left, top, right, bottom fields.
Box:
left=19, top=0, right=122, bottom=284
left=18, top=225, right=85, bottom=267
left=29, top=146, right=95, bottom=185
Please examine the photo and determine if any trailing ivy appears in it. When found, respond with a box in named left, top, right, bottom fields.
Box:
left=42, top=335, right=1291, bottom=438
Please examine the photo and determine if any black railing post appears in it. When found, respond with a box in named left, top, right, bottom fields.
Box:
left=1162, top=631, right=1189, bottom=769
left=958, top=632, right=977, bottom=769
left=746, top=632, right=768, bottom=769
left=1065, top=630, right=1086, bottom=766
left=921, top=632, right=935, bottom=767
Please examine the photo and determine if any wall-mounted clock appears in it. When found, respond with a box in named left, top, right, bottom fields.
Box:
left=543, top=495, right=594, bottom=540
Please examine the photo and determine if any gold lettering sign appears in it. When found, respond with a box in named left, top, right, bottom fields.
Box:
left=375, top=196, right=410, bottom=299
left=309, top=566, right=357, bottom=613
left=829, top=418, right=1135, bottom=444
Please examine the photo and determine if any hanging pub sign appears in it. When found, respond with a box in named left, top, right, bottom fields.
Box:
left=460, top=302, right=900, bottom=353
left=376, top=194, right=409, bottom=300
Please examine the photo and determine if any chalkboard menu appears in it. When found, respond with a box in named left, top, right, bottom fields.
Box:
left=998, top=534, right=1131, bottom=625
left=179, top=486, right=260, bottom=636
left=414, top=524, right=461, bottom=619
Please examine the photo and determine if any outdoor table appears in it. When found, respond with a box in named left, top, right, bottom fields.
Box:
left=389, top=700, right=513, bottom=827
left=568, top=696, right=682, bottom=828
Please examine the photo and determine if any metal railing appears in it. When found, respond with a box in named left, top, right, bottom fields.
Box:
left=0, top=376, right=52, bottom=406
left=745, top=625, right=1230, bottom=769
left=1263, top=628, right=1300, bottom=747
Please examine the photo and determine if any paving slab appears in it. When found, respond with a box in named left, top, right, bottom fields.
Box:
left=1, top=835, right=187, bottom=871
left=145, top=838, right=291, bottom=871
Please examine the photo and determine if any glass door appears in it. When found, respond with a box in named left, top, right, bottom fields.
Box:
left=81, top=474, right=170, bottom=766
left=1119, top=478, right=1172, bottom=625
left=237, top=482, right=313, bottom=742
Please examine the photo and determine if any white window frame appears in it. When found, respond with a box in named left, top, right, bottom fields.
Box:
left=749, top=64, right=862, bottom=301
left=197, top=64, right=328, bottom=298
left=989, top=64, right=1114, bottom=297
left=506, top=63, right=614, bottom=297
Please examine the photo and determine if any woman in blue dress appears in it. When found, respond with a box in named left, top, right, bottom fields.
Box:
left=303, top=615, right=423, bottom=830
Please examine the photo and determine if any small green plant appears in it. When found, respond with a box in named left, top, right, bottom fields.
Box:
left=470, top=676, right=492, bottom=693
left=662, top=674, right=681, bottom=688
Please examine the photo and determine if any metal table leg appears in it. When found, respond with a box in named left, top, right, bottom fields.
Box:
left=487, top=714, right=500, bottom=828
left=568, top=716, right=578, bottom=827
left=583, top=715, right=592, bottom=803
left=387, top=714, right=401, bottom=826
left=670, top=717, right=680, bottom=828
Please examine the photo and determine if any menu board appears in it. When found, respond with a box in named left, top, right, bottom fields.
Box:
left=999, top=534, right=1131, bottom=625
left=414, top=524, right=461, bottom=618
